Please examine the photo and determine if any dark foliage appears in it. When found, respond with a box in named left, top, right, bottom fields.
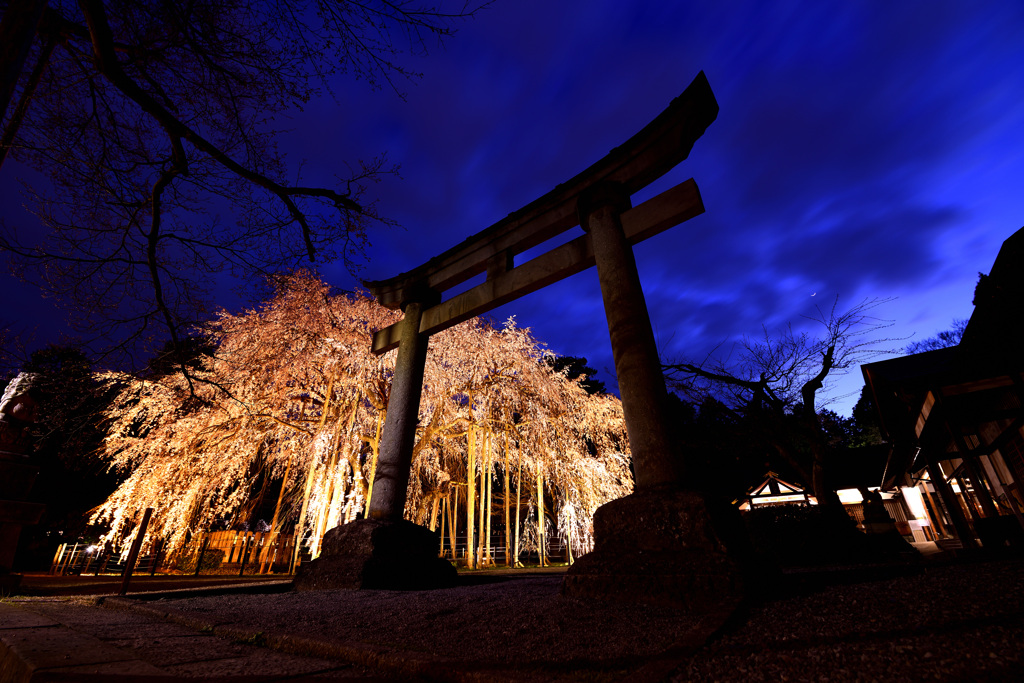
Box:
left=146, top=334, right=216, bottom=378
left=742, top=503, right=915, bottom=569
left=12, top=345, right=125, bottom=569
left=664, top=297, right=899, bottom=511
left=904, top=318, right=967, bottom=354
left=545, top=354, right=606, bottom=395
left=850, top=385, right=885, bottom=447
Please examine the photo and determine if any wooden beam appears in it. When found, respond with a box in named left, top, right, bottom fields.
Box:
left=372, top=179, right=703, bottom=354
left=363, top=72, right=718, bottom=309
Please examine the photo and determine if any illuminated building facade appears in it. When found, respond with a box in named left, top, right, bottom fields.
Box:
left=862, top=227, right=1024, bottom=550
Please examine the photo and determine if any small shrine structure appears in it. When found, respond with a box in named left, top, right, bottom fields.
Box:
left=737, top=472, right=812, bottom=510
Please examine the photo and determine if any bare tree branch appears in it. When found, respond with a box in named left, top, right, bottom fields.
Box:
left=663, top=297, right=902, bottom=509
left=0, top=0, right=484, bottom=369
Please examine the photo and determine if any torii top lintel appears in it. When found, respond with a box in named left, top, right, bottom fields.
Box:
left=364, top=71, right=718, bottom=355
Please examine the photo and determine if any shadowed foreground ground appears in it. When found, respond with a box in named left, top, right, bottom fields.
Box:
left=2, top=557, right=1023, bottom=681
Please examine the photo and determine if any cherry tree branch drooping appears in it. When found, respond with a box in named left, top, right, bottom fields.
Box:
left=91, top=273, right=632, bottom=564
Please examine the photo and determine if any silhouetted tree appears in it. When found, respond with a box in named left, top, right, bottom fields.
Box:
left=0, top=0, right=484, bottom=370
left=545, top=354, right=607, bottom=395
left=12, top=345, right=124, bottom=567
left=146, top=335, right=216, bottom=378
left=904, top=318, right=968, bottom=354
left=849, top=386, right=885, bottom=448
left=667, top=393, right=776, bottom=503
left=664, top=297, right=898, bottom=512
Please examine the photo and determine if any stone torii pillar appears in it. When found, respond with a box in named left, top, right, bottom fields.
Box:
left=365, top=298, right=432, bottom=521
left=577, top=182, right=679, bottom=488
left=560, top=184, right=741, bottom=610
left=295, top=293, right=457, bottom=590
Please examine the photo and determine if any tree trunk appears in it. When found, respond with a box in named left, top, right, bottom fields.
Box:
left=800, top=348, right=845, bottom=514
left=342, top=462, right=361, bottom=524
left=476, top=436, right=486, bottom=569
left=0, top=0, right=48, bottom=140
left=449, top=486, right=459, bottom=561
left=312, top=431, right=342, bottom=558
left=260, top=455, right=293, bottom=574
left=536, top=469, right=546, bottom=567
left=313, top=397, right=360, bottom=556
left=811, top=455, right=843, bottom=512
left=504, top=436, right=511, bottom=567
left=429, top=494, right=441, bottom=531
left=513, top=446, right=522, bottom=567
left=290, top=377, right=335, bottom=572
left=438, top=494, right=446, bottom=556
left=484, top=430, right=493, bottom=567
left=363, top=410, right=385, bottom=516
left=466, top=425, right=476, bottom=569
left=0, top=18, right=56, bottom=168
left=802, top=414, right=844, bottom=513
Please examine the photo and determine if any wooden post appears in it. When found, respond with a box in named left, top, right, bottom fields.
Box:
left=193, top=534, right=210, bottom=576
left=239, top=533, right=252, bottom=576
left=927, top=460, right=976, bottom=547
left=149, top=538, right=164, bottom=576
left=119, top=507, right=153, bottom=596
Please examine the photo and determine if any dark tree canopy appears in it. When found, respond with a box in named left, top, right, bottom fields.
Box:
left=0, top=0, right=483, bottom=368
left=849, top=385, right=885, bottom=448
left=545, top=354, right=607, bottom=395
left=145, top=334, right=216, bottom=378
left=904, top=318, right=967, bottom=355
left=7, top=345, right=125, bottom=567
left=663, top=297, right=898, bottom=510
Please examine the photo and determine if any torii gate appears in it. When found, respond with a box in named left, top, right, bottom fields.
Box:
left=296, top=72, right=742, bottom=607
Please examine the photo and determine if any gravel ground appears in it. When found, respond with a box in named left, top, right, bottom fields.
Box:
left=12, top=557, right=1023, bottom=681
left=678, top=558, right=1024, bottom=682
left=155, top=557, right=1024, bottom=681
left=160, top=571, right=724, bottom=669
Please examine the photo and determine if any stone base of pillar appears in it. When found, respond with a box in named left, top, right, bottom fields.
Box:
left=560, top=487, right=744, bottom=611
left=294, top=518, right=457, bottom=591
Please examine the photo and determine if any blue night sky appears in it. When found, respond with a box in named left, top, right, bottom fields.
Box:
left=3, top=0, right=1024, bottom=416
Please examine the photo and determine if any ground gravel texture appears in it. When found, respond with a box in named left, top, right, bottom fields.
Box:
left=678, top=558, right=1024, bottom=682
left=159, top=571, right=725, bottom=671
left=23, top=558, right=1020, bottom=681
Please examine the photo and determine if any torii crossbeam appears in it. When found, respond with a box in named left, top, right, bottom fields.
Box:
left=365, top=72, right=714, bottom=354
left=296, top=72, right=743, bottom=608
